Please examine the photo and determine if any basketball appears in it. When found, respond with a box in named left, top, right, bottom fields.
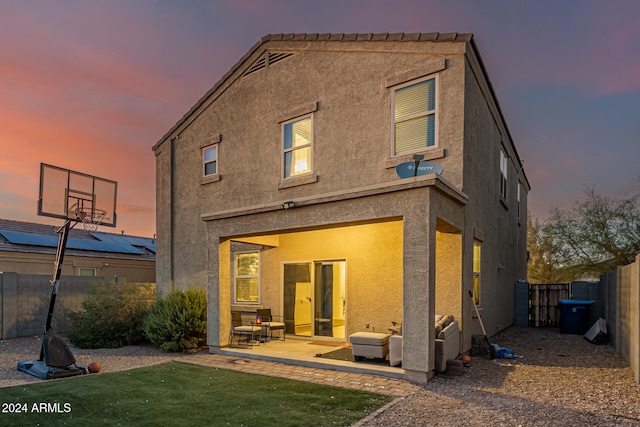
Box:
left=87, top=361, right=101, bottom=373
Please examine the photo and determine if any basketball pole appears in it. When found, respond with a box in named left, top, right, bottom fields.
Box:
left=46, top=220, right=70, bottom=331
left=17, top=219, right=86, bottom=379
left=39, top=219, right=71, bottom=360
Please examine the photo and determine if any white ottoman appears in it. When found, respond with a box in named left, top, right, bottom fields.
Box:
left=349, top=332, right=390, bottom=361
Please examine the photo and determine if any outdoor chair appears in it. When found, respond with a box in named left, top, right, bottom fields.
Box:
left=256, top=308, right=285, bottom=341
left=229, top=311, right=262, bottom=348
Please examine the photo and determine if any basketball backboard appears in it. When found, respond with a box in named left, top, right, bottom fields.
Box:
left=38, top=163, right=117, bottom=228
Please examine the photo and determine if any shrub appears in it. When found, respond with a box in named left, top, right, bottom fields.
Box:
left=68, top=281, right=156, bottom=348
left=143, top=287, right=207, bottom=352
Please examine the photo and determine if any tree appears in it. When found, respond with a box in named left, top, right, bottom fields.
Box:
left=542, top=187, right=640, bottom=279
left=527, top=214, right=574, bottom=283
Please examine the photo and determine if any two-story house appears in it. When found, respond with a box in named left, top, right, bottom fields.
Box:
left=152, top=32, right=529, bottom=383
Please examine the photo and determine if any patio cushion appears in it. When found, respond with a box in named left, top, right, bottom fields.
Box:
left=234, top=325, right=261, bottom=333
left=349, top=332, right=390, bottom=346
left=438, top=320, right=458, bottom=340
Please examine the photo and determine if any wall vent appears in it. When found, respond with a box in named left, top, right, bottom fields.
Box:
left=243, top=52, right=294, bottom=77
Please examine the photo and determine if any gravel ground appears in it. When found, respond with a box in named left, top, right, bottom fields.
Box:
left=1, top=327, right=639, bottom=426
left=362, top=327, right=640, bottom=427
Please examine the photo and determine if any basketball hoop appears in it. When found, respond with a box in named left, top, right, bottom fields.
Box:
left=74, top=206, right=107, bottom=232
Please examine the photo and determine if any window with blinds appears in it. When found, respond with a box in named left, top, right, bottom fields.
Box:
left=235, top=252, right=260, bottom=303
left=393, top=77, right=436, bottom=155
left=283, top=115, right=312, bottom=178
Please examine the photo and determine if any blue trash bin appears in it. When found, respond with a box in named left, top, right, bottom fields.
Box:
left=558, top=299, right=593, bottom=334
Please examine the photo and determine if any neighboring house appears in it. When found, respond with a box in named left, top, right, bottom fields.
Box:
left=0, top=218, right=156, bottom=281
left=153, top=32, right=530, bottom=383
left=0, top=218, right=156, bottom=339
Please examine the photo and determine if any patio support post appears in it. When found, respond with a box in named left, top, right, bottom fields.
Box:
left=401, top=205, right=436, bottom=383
left=206, top=224, right=231, bottom=351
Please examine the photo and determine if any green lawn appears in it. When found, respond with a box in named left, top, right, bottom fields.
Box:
left=0, top=362, right=392, bottom=426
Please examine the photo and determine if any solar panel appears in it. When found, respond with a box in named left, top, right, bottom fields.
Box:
left=0, top=230, right=147, bottom=255
left=91, top=233, right=156, bottom=254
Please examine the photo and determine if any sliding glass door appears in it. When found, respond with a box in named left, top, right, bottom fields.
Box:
left=283, top=261, right=346, bottom=339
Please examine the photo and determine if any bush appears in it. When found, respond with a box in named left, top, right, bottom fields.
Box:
left=68, top=281, right=156, bottom=348
left=143, top=287, right=207, bottom=353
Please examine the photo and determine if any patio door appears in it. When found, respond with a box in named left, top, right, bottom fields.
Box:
left=283, top=261, right=346, bottom=339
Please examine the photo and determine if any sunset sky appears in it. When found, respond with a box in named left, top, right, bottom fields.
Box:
left=1, top=0, right=638, bottom=237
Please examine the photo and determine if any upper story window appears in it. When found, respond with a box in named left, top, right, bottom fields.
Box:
left=500, top=150, right=508, bottom=200
left=517, top=182, right=521, bottom=220
left=392, top=76, right=437, bottom=155
left=283, top=115, right=312, bottom=178
left=203, top=144, right=218, bottom=176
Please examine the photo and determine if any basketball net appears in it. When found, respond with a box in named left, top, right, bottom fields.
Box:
left=74, top=206, right=107, bottom=232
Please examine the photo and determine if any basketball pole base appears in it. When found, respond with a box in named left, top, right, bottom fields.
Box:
left=17, top=359, right=86, bottom=380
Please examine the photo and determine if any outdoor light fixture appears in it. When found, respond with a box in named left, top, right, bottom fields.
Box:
left=281, top=201, right=295, bottom=209
left=413, top=154, right=424, bottom=177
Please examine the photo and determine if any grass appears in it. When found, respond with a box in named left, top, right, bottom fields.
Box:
left=0, top=362, right=392, bottom=426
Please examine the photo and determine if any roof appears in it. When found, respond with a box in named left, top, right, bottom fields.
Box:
left=0, top=218, right=155, bottom=261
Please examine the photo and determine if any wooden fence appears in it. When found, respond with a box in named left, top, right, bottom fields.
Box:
left=528, top=283, right=570, bottom=327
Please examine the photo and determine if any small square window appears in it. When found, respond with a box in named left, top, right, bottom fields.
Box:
left=203, top=145, right=218, bottom=176
left=79, top=268, right=96, bottom=277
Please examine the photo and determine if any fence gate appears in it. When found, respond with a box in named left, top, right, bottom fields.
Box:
left=529, top=283, right=570, bottom=327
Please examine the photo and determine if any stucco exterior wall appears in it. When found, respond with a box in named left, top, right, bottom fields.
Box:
left=155, top=140, right=173, bottom=293
left=435, top=229, right=463, bottom=321
left=461, top=53, right=529, bottom=339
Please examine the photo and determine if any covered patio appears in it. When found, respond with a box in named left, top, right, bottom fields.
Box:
left=217, top=335, right=405, bottom=379
left=206, top=178, right=468, bottom=383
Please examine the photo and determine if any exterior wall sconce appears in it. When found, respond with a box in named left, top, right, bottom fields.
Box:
left=281, top=201, right=295, bottom=209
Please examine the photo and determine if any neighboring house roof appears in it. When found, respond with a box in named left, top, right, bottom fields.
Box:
left=152, top=31, right=528, bottom=189
left=0, top=218, right=155, bottom=261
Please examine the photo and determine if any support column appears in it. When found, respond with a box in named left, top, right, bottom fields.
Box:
left=401, top=207, right=436, bottom=383
left=206, top=225, right=231, bottom=351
